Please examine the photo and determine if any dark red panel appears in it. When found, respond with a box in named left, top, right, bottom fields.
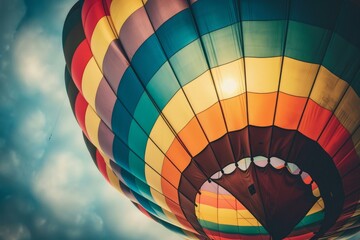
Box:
left=318, top=115, right=351, bottom=157
left=82, top=0, right=107, bottom=41
left=70, top=40, right=92, bottom=91
left=74, top=93, right=88, bottom=137
left=96, top=150, right=110, bottom=182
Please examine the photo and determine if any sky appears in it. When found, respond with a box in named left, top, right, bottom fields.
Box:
left=0, top=0, right=181, bottom=239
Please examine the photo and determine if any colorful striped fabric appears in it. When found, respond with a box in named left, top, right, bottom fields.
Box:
left=63, top=0, right=360, bottom=239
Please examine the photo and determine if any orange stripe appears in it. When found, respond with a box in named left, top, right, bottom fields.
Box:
left=178, top=117, right=208, bottom=156
left=198, top=102, right=227, bottom=141
left=221, top=94, right=247, bottom=131
left=248, top=93, right=277, bottom=126
left=165, top=138, right=191, bottom=172
left=275, top=93, right=307, bottom=129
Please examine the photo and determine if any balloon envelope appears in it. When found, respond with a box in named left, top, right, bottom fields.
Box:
left=63, top=0, right=360, bottom=239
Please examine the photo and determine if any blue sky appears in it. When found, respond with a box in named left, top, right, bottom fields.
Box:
left=0, top=0, right=181, bottom=239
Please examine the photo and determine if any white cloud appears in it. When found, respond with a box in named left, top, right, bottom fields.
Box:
left=32, top=150, right=106, bottom=237
left=12, top=24, right=65, bottom=103
left=33, top=151, right=95, bottom=218
left=12, top=109, right=47, bottom=160
left=32, top=148, right=182, bottom=239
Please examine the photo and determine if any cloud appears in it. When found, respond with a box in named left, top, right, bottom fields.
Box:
left=11, top=109, right=47, bottom=160
left=33, top=151, right=97, bottom=219
left=12, top=24, right=65, bottom=103
left=32, top=149, right=181, bottom=240
left=0, top=224, right=31, bottom=240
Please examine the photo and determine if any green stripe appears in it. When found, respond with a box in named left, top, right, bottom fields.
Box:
left=295, top=211, right=325, bottom=229
left=198, top=219, right=268, bottom=235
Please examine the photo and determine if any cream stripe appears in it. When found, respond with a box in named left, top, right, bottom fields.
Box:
left=90, top=17, right=116, bottom=70
left=110, top=0, right=143, bottom=34
left=85, top=107, right=101, bottom=150
left=82, top=58, right=102, bottom=108
left=195, top=204, right=258, bottom=226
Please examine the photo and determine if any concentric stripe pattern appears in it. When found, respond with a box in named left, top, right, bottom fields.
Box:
left=63, top=0, right=360, bottom=239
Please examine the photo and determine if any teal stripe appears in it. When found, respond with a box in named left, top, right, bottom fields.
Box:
left=117, top=68, right=144, bottom=114
left=198, top=219, right=268, bottom=235
left=202, top=23, right=243, bottom=67
left=286, top=21, right=331, bottom=64
left=156, top=9, right=198, bottom=58
left=192, top=0, right=240, bottom=36
left=243, top=20, right=286, bottom=58
left=323, top=34, right=360, bottom=96
left=112, top=100, right=132, bottom=143
left=132, top=93, right=159, bottom=135
left=295, top=211, right=325, bottom=229
left=146, top=62, right=180, bottom=110
left=169, top=39, right=208, bottom=86
left=131, top=34, right=167, bottom=85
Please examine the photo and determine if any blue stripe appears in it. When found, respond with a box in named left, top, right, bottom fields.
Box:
left=156, top=9, right=198, bottom=58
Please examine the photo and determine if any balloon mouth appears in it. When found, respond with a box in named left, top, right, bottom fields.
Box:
left=178, top=126, right=344, bottom=240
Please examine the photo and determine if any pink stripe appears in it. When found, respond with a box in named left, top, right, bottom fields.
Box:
left=98, top=121, right=115, bottom=160
left=200, top=180, right=232, bottom=195
left=102, top=40, right=129, bottom=92
left=145, top=0, right=188, bottom=30
left=119, top=7, right=154, bottom=60
left=95, top=78, right=117, bottom=126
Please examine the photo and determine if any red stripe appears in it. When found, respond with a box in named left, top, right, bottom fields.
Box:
left=284, top=232, right=315, bottom=240
left=96, top=150, right=110, bottom=182
left=298, top=100, right=332, bottom=141
left=334, top=143, right=359, bottom=176
left=165, top=196, right=196, bottom=233
left=70, top=40, right=92, bottom=91
left=135, top=203, right=153, bottom=219
left=74, top=93, right=88, bottom=137
left=82, top=0, right=107, bottom=41
left=318, top=115, right=351, bottom=157
left=203, top=229, right=267, bottom=240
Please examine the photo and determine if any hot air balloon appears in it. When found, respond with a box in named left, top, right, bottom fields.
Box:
left=62, top=0, right=360, bottom=239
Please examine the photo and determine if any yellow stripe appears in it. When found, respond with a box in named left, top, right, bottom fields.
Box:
left=148, top=117, right=175, bottom=153
left=212, top=59, right=246, bottom=100
left=280, top=57, right=318, bottom=97
left=246, top=57, right=281, bottom=93
left=90, top=17, right=116, bottom=69
left=82, top=58, right=102, bottom=108
left=183, top=71, right=218, bottom=113
left=311, top=66, right=348, bottom=111
left=110, top=0, right=143, bottom=33
left=195, top=204, right=258, bottom=226
left=334, top=87, right=360, bottom=133
left=306, top=198, right=324, bottom=216
left=162, top=91, right=195, bottom=132
left=145, top=141, right=164, bottom=174
left=106, top=164, right=123, bottom=194
left=85, top=107, right=101, bottom=150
